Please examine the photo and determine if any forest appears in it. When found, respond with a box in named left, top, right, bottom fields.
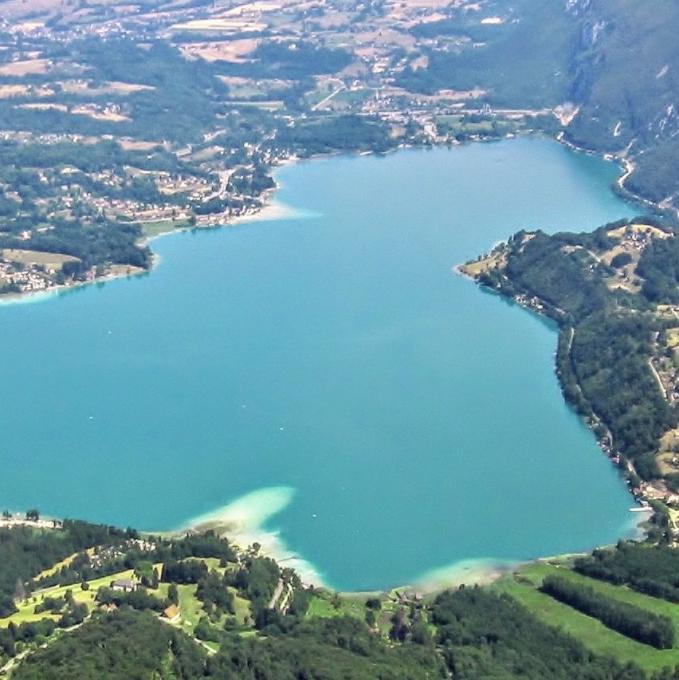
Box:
left=575, top=543, right=679, bottom=604
left=475, top=222, right=679, bottom=479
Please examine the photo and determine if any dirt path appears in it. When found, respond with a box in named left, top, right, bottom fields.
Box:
left=312, top=85, right=345, bottom=111
left=649, top=358, right=668, bottom=400
left=268, top=579, right=284, bottom=610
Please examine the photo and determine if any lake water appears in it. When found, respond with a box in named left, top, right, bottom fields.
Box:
left=0, top=137, right=639, bottom=590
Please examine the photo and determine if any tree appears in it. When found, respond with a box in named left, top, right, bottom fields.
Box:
left=25, top=509, right=40, bottom=522
left=365, top=609, right=376, bottom=627
left=168, top=583, right=179, bottom=606
left=13, top=579, right=26, bottom=603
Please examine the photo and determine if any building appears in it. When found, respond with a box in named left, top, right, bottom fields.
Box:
left=110, top=578, right=138, bottom=593
left=162, top=604, right=181, bottom=623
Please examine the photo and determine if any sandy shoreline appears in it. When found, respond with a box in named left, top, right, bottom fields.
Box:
left=170, top=486, right=529, bottom=595
left=0, top=264, right=147, bottom=306
left=172, top=488, right=643, bottom=596
left=176, top=487, right=328, bottom=588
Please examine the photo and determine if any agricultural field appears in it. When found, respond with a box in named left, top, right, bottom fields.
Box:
left=494, top=561, right=679, bottom=672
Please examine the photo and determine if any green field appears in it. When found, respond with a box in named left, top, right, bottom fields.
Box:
left=140, top=218, right=191, bottom=238
left=307, top=591, right=368, bottom=621
left=1, top=248, right=79, bottom=269
left=494, top=562, right=679, bottom=672
left=0, top=569, right=137, bottom=628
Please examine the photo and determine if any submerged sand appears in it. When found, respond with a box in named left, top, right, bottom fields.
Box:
left=179, top=486, right=327, bottom=587
left=177, top=486, right=523, bottom=594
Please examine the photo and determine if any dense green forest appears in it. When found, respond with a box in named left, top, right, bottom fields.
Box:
left=575, top=543, right=679, bottom=603
left=473, top=221, right=679, bottom=479
left=564, top=0, right=679, bottom=205
left=270, top=114, right=393, bottom=156
left=398, top=0, right=577, bottom=107
left=432, top=587, right=650, bottom=679
left=11, top=609, right=206, bottom=680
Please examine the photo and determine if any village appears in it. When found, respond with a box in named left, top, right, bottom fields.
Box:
left=0, top=0, right=565, bottom=296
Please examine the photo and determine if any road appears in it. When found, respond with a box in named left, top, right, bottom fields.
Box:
left=312, top=85, right=346, bottom=111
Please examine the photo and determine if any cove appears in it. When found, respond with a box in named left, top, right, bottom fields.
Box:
left=0, top=137, right=638, bottom=591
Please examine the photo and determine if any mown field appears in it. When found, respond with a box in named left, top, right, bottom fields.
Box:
left=494, top=561, right=679, bottom=672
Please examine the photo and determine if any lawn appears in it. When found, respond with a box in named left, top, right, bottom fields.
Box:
left=494, top=562, right=679, bottom=672
left=2, top=248, right=79, bottom=269
left=34, top=551, right=87, bottom=581
left=307, top=592, right=366, bottom=621
left=0, top=569, right=136, bottom=628
left=177, top=584, right=202, bottom=630
left=140, top=218, right=190, bottom=238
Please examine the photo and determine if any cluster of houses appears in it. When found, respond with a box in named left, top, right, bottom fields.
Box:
left=0, top=260, right=53, bottom=293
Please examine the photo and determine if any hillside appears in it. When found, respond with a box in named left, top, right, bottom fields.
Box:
left=394, top=0, right=679, bottom=210
left=461, top=217, right=679, bottom=504
left=3, top=518, right=679, bottom=679
left=565, top=0, right=679, bottom=207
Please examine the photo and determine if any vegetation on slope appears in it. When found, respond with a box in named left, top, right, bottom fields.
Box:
left=541, top=574, right=675, bottom=649
left=465, top=218, right=679, bottom=483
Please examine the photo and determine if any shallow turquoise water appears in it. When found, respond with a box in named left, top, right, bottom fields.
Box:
left=0, top=138, right=638, bottom=590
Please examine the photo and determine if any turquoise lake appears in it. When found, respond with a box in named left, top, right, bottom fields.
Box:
left=0, top=137, right=639, bottom=590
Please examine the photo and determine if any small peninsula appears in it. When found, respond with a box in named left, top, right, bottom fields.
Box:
left=461, top=218, right=679, bottom=523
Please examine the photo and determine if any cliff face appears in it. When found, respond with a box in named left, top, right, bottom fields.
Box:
left=564, top=0, right=679, bottom=206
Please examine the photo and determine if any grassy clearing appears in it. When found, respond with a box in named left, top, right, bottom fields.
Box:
left=0, top=59, right=50, bottom=77
left=2, top=248, right=79, bottom=268
left=495, top=562, right=679, bottom=672
left=461, top=248, right=506, bottom=277
left=221, top=100, right=284, bottom=110
left=233, top=592, right=251, bottom=627
left=0, top=569, right=135, bottom=629
left=306, top=590, right=421, bottom=638
left=34, top=551, right=86, bottom=581
left=177, top=584, right=203, bottom=631
left=307, top=592, right=366, bottom=620
left=140, top=218, right=190, bottom=238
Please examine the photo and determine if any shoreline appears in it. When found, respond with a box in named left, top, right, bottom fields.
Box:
left=0, top=130, right=669, bottom=307
left=0, top=263, right=147, bottom=307
left=0, top=154, right=304, bottom=307
left=173, top=486, right=328, bottom=589
left=167, top=480, right=646, bottom=595
left=1, top=132, right=666, bottom=594
left=12, top=499, right=644, bottom=598
left=455, top=243, right=665, bottom=521
left=455, top=255, right=652, bottom=510
left=556, top=132, right=675, bottom=218
left=455, top=129, right=677, bottom=524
